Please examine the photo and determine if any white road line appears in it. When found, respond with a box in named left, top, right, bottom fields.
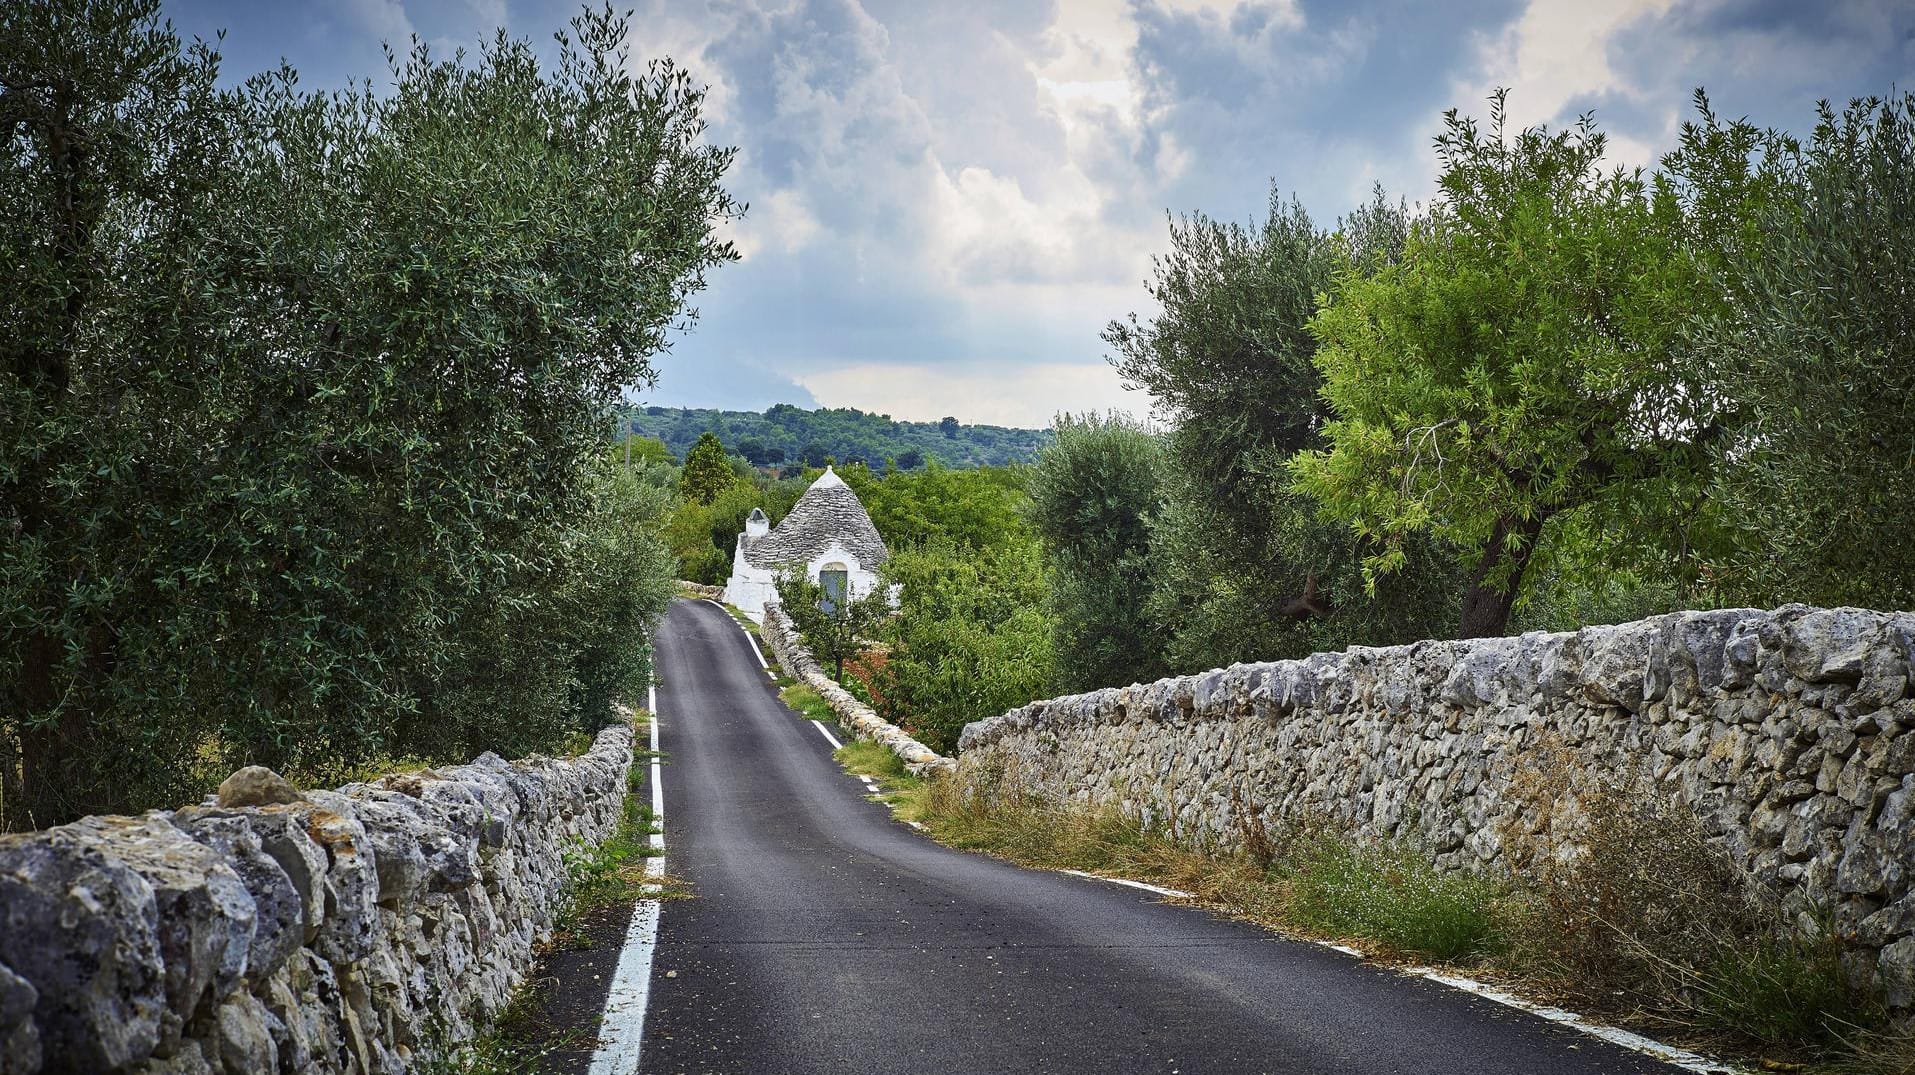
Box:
left=810, top=719, right=844, bottom=750
left=703, top=599, right=775, bottom=678
left=587, top=685, right=667, bottom=1075
left=1400, top=969, right=1735, bottom=1074
left=1059, top=869, right=1195, bottom=899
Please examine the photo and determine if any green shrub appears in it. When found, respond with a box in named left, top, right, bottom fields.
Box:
left=1282, top=837, right=1502, bottom=963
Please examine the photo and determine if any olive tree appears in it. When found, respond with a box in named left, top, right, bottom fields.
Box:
left=1293, top=94, right=1718, bottom=638
left=1027, top=413, right=1168, bottom=691
left=1687, top=94, right=1915, bottom=608
left=0, top=0, right=733, bottom=826
left=1106, top=188, right=1457, bottom=667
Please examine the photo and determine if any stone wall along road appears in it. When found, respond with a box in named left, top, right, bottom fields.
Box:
left=0, top=721, right=635, bottom=1075
left=959, top=604, right=1915, bottom=1014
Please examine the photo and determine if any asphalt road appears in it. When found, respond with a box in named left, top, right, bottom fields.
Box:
left=627, top=598, right=1682, bottom=1075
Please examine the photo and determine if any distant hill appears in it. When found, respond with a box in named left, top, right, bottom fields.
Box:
left=625, top=404, right=1050, bottom=469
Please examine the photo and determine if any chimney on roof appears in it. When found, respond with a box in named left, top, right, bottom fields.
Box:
left=745, top=507, right=770, bottom=538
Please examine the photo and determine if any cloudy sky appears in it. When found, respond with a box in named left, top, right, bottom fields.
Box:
left=163, top=0, right=1914, bottom=428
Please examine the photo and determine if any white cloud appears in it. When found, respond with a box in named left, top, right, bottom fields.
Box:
left=796, top=360, right=1151, bottom=428
left=463, top=0, right=507, bottom=30
left=342, top=0, right=415, bottom=44
left=1453, top=0, right=1681, bottom=171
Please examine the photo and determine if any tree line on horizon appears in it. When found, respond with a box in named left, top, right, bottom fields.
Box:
left=625, top=402, right=1050, bottom=472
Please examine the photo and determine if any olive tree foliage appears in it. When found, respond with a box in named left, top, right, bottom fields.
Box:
left=1027, top=413, right=1168, bottom=692
left=1293, top=93, right=1719, bottom=639
left=0, top=0, right=734, bottom=826
left=1105, top=188, right=1457, bottom=670
left=1683, top=94, right=1915, bottom=608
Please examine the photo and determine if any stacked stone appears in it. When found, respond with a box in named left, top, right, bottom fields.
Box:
left=0, top=723, right=634, bottom=1074
left=677, top=581, right=725, bottom=600
left=957, top=605, right=1915, bottom=1014
left=760, top=604, right=954, bottom=777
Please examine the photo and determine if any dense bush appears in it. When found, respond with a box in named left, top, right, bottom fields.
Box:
left=0, top=0, right=729, bottom=826
left=875, top=538, right=1056, bottom=754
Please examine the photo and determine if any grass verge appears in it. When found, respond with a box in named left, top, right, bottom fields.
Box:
left=779, top=683, right=836, bottom=724
left=417, top=979, right=585, bottom=1075
left=718, top=601, right=762, bottom=637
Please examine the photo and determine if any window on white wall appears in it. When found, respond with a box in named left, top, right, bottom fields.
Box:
left=820, top=563, right=848, bottom=613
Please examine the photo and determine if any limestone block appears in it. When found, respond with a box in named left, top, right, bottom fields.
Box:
left=169, top=810, right=303, bottom=983
left=1577, top=622, right=1655, bottom=712
left=215, top=767, right=302, bottom=809
left=1785, top=608, right=1884, bottom=684
left=66, top=816, right=257, bottom=1053
left=308, top=790, right=433, bottom=907
left=0, top=826, right=164, bottom=1073
left=214, top=992, right=278, bottom=1075
left=285, top=803, right=380, bottom=966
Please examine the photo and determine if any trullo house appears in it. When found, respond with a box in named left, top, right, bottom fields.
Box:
left=722, top=466, right=890, bottom=622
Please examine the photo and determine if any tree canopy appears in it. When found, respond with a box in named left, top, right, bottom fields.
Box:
left=0, top=0, right=731, bottom=825
left=680, top=431, right=737, bottom=504
left=1687, top=93, right=1915, bottom=609
left=1293, top=94, right=1718, bottom=637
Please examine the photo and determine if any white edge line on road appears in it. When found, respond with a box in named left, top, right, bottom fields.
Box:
left=1400, top=968, right=1738, bottom=1074
left=810, top=718, right=845, bottom=750
left=1059, top=869, right=1194, bottom=900
left=587, top=683, right=667, bottom=1075
left=703, top=599, right=774, bottom=678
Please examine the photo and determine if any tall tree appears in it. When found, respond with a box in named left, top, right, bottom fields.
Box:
left=679, top=430, right=735, bottom=505
left=1687, top=93, right=1915, bottom=607
left=1107, top=188, right=1456, bottom=668
left=1293, top=93, right=1719, bottom=638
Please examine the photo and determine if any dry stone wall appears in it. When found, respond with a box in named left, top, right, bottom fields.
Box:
left=759, top=603, right=954, bottom=777
left=958, top=605, right=1915, bottom=1012
left=0, top=722, right=635, bottom=1075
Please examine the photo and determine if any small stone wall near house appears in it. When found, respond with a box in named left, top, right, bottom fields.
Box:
left=759, top=603, right=953, bottom=777
left=958, top=605, right=1915, bottom=1013
left=0, top=722, right=635, bottom=1075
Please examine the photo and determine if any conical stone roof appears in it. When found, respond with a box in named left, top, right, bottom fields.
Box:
left=741, top=466, right=889, bottom=570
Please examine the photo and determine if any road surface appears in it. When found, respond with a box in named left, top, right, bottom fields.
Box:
left=598, top=599, right=1686, bottom=1074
